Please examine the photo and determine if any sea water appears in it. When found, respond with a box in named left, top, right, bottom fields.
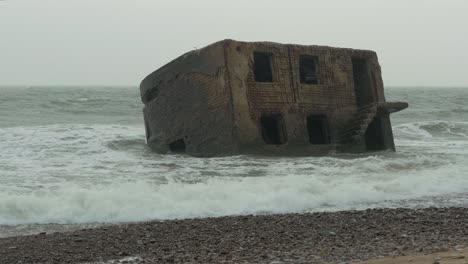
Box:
left=0, top=86, right=467, bottom=237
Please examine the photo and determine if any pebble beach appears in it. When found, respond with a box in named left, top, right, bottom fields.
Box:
left=0, top=207, right=467, bottom=263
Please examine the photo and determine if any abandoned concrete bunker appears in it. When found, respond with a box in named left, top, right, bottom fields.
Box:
left=139, top=39, right=408, bottom=157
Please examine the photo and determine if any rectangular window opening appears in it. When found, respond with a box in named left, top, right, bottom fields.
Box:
left=352, top=58, right=373, bottom=107
left=307, top=115, right=330, bottom=144
left=169, top=138, right=186, bottom=153
left=253, top=52, right=274, bottom=83
left=260, top=114, right=287, bottom=145
left=300, top=56, right=319, bottom=84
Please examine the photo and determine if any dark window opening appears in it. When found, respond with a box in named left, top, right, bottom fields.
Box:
left=352, top=58, right=373, bottom=107
left=253, top=52, right=273, bottom=82
left=365, top=117, right=386, bottom=151
left=144, top=86, right=159, bottom=103
left=169, top=139, right=186, bottom=153
left=260, top=114, right=287, bottom=145
left=300, top=56, right=319, bottom=84
left=307, top=115, right=330, bottom=144
left=371, top=71, right=379, bottom=101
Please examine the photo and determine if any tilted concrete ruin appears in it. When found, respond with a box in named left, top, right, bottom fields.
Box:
left=140, top=39, right=408, bottom=157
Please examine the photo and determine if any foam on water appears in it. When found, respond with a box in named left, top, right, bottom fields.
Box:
left=0, top=87, right=467, bottom=235
left=0, top=122, right=467, bottom=226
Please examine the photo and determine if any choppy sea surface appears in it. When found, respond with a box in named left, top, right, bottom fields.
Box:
left=0, top=86, right=467, bottom=237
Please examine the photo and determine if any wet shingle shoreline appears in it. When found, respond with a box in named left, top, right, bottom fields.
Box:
left=0, top=207, right=467, bottom=263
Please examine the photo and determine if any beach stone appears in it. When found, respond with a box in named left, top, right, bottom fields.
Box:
left=0, top=208, right=466, bottom=263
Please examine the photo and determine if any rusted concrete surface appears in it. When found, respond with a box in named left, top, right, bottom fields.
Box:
left=140, top=39, right=407, bottom=157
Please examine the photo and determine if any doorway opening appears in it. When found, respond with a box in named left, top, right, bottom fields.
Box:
left=260, top=114, right=287, bottom=145
left=365, top=117, right=386, bottom=151
left=307, top=115, right=330, bottom=144
left=352, top=58, right=373, bottom=107
left=253, top=52, right=274, bottom=82
left=169, top=138, right=186, bottom=153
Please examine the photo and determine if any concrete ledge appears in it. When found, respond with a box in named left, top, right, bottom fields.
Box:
left=378, top=102, right=409, bottom=114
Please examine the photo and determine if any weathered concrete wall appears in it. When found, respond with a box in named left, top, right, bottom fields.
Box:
left=140, top=39, right=403, bottom=156
left=140, top=41, right=237, bottom=156
left=224, top=40, right=386, bottom=154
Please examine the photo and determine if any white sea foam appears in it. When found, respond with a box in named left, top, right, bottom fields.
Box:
left=1, top=81, right=468, bottom=231
left=0, top=167, right=466, bottom=225
left=0, top=122, right=467, bottom=226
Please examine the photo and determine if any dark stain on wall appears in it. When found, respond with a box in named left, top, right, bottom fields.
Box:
left=139, top=40, right=407, bottom=157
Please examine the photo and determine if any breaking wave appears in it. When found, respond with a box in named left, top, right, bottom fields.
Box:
left=394, top=121, right=468, bottom=139
left=0, top=120, right=467, bottom=225
left=0, top=87, right=467, bottom=232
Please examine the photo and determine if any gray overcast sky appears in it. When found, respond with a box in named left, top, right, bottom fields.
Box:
left=1, top=0, right=467, bottom=87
